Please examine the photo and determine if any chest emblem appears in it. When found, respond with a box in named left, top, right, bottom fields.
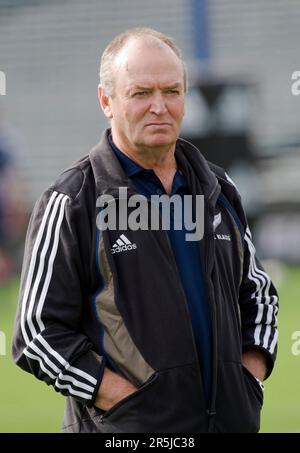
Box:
left=111, top=234, right=137, bottom=254
left=213, top=212, right=231, bottom=241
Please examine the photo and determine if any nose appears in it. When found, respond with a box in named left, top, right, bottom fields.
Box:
left=149, top=92, right=167, bottom=115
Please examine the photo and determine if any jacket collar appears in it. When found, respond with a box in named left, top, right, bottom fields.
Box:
left=89, top=128, right=219, bottom=201
left=89, top=129, right=133, bottom=195
left=175, top=137, right=220, bottom=201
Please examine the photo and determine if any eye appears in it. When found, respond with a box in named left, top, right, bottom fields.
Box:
left=165, top=89, right=180, bottom=95
left=133, top=91, right=149, bottom=97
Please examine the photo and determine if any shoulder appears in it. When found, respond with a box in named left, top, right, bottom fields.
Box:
left=208, top=160, right=241, bottom=196
left=208, top=161, right=231, bottom=184
left=48, top=155, right=94, bottom=202
left=208, top=161, right=247, bottom=232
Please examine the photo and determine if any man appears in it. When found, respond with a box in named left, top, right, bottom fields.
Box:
left=13, top=28, right=278, bottom=433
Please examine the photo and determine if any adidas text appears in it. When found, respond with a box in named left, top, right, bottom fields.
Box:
left=111, top=243, right=137, bottom=254
left=111, top=234, right=137, bottom=254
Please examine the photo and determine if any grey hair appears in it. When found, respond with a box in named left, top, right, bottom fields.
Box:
left=99, top=27, right=188, bottom=97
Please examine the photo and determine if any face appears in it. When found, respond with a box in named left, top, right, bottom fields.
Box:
left=99, top=39, right=185, bottom=155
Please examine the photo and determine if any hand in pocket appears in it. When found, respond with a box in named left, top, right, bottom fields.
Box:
left=95, top=367, right=138, bottom=411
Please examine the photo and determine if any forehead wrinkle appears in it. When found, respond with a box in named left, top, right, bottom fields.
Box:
left=112, top=38, right=185, bottom=95
left=129, top=81, right=183, bottom=90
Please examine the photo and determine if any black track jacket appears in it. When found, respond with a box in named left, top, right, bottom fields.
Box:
left=12, top=129, right=279, bottom=433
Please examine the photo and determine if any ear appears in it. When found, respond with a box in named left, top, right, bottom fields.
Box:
left=98, top=84, right=113, bottom=119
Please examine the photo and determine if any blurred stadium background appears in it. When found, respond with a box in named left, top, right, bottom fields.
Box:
left=0, top=0, right=300, bottom=432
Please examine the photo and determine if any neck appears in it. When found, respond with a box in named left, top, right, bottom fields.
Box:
left=111, top=131, right=178, bottom=194
left=112, top=134, right=176, bottom=168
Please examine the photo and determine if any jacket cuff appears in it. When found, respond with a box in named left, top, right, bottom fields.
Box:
left=86, top=355, right=107, bottom=407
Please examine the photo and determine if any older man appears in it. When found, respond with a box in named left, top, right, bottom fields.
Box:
left=13, top=28, right=278, bottom=433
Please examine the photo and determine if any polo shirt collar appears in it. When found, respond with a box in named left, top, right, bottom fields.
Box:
left=108, top=134, right=187, bottom=191
left=108, top=134, right=143, bottom=177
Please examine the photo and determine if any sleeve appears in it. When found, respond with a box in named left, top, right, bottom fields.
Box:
left=223, top=171, right=279, bottom=378
left=12, top=188, right=105, bottom=405
left=239, top=224, right=279, bottom=378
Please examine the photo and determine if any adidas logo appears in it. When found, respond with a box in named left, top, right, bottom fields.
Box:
left=111, top=234, right=137, bottom=254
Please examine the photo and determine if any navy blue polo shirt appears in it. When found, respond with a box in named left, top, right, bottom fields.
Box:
left=109, top=136, right=212, bottom=401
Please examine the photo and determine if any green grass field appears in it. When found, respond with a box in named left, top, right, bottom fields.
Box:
left=260, top=265, right=300, bottom=433
left=0, top=279, right=64, bottom=432
left=0, top=265, right=299, bottom=432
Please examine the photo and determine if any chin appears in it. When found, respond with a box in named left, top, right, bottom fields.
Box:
left=145, top=134, right=175, bottom=148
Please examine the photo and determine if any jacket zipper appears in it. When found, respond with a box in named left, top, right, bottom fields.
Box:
left=101, top=187, right=220, bottom=430
left=165, top=207, right=211, bottom=430
left=157, top=184, right=220, bottom=432
left=204, top=181, right=220, bottom=432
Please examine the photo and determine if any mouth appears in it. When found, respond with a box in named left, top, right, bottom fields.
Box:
left=145, top=123, right=171, bottom=127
